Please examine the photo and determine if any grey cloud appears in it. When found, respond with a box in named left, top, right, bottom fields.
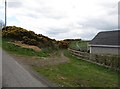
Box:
left=30, top=6, right=66, bottom=19
left=79, top=18, right=117, bottom=31
left=0, top=5, right=4, bottom=9
left=107, top=6, right=117, bottom=16
left=26, top=13, right=39, bottom=19
left=98, top=1, right=118, bottom=15
left=5, top=0, right=118, bottom=40
left=28, top=12, right=64, bottom=19
left=47, top=27, right=69, bottom=35
left=80, top=32, right=97, bottom=40
left=108, top=9, right=117, bottom=16
left=22, top=6, right=65, bottom=19
left=45, top=15, right=65, bottom=20
left=8, top=1, right=23, bottom=8
left=98, top=0, right=118, bottom=9
left=101, top=3, right=116, bottom=8
left=80, top=2, right=118, bottom=31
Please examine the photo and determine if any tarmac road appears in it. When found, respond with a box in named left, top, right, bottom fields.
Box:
left=2, top=50, right=47, bottom=87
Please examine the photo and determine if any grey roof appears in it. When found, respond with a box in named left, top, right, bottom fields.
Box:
left=90, top=30, right=120, bottom=45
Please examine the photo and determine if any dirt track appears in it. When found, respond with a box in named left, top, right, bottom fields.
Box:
left=12, top=51, right=69, bottom=67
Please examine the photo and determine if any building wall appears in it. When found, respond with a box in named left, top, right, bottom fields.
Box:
left=90, top=46, right=119, bottom=55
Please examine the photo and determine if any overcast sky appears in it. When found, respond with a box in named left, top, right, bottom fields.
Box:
left=0, top=0, right=119, bottom=40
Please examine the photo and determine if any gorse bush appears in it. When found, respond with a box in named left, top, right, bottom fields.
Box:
left=2, top=26, right=69, bottom=49
left=22, top=36, right=38, bottom=45
left=58, top=40, right=70, bottom=49
left=2, top=26, right=56, bottom=48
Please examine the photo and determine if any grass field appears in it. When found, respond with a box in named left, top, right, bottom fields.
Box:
left=33, top=50, right=119, bottom=87
left=69, top=41, right=88, bottom=51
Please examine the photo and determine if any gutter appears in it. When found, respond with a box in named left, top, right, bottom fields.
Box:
left=88, top=44, right=120, bottom=48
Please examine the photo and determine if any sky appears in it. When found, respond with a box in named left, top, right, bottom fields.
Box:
left=0, top=0, right=119, bottom=40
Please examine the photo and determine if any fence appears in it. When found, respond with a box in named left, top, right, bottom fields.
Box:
left=68, top=48, right=120, bottom=71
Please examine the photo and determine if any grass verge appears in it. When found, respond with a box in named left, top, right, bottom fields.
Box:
left=0, top=38, right=2, bottom=47
left=0, top=30, right=2, bottom=47
left=33, top=50, right=119, bottom=87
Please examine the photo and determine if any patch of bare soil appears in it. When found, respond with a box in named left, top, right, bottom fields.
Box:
left=9, top=41, right=41, bottom=52
left=12, top=51, right=69, bottom=67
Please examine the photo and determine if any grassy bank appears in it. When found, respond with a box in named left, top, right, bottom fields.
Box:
left=33, top=50, right=119, bottom=87
left=2, top=39, right=52, bottom=57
